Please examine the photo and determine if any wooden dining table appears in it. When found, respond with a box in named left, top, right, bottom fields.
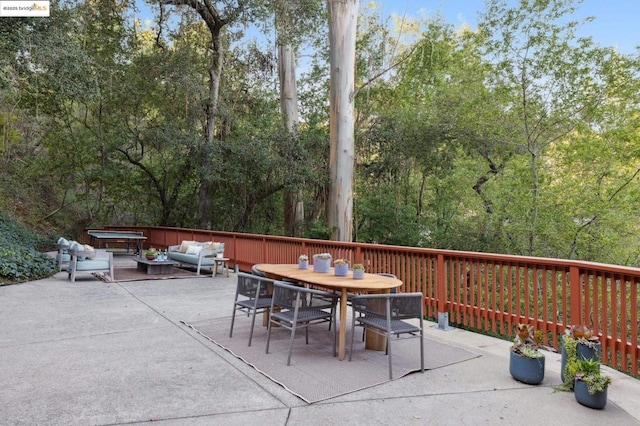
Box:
left=256, top=264, right=403, bottom=361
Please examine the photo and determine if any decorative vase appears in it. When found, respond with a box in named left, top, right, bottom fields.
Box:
left=145, top=254, right=157, bottom=260
left=509, top=351, right=545, bottom=385
left=574, top=379, right=608, bottom=409
left=352, top=269, right=365, bottom=279
left=298, top=260, right=309, bottom=269
left=313, top=257, right=331, bottom=273
left=561, top=338, right=601, bottom=383
left=334, top=263, right=349, bottom=277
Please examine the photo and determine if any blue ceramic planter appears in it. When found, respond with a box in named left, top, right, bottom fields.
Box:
left=313, top=257, right=331, bottom=273
left=509, top=351, right=545, bottom=385
left=334, top=263, right=349, bottom=277
left=561, top=338, right=601, bottom=383
left=574, top=379, right=607, bottom=409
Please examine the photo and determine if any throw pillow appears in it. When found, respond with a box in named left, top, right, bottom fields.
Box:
left=83, top=244, right=96, bottom=259
left=186, top=245, right=203, bottom=256
left=178, top=240, right=197, bottom=253
left=203, top=242, right=221, bottom=251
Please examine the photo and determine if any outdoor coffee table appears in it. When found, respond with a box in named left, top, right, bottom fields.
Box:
left=134, top=257, right=178, bottom=275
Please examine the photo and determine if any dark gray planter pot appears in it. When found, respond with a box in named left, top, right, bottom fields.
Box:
left=509, top=351, right=545, bottom=385
left=574, top=379, right=608, bottom=409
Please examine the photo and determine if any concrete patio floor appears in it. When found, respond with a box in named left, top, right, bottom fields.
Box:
left=1, top=255, right=639, bottom=425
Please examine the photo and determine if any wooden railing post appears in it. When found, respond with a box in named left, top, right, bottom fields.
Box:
left=569, top=265, right=582, bottom=326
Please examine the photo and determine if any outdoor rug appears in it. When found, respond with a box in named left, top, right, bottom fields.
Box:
left=93, top=267, right=210, bottom=283
left=182, top=316, right=481, bottom=403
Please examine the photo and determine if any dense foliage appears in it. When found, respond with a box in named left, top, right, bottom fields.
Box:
left=0, top=212, right=57, bottom=284
left=1, top=0, right=639, bottom=267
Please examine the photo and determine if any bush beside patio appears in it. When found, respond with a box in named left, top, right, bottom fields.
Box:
left=0, top=212, right=57, bottom=285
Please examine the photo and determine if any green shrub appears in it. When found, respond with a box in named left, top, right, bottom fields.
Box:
left=0, top=212, right=57, bottom=284
left=0, top=211, right=54, bottom=251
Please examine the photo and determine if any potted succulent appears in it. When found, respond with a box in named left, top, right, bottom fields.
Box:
left=509, top=323, right=546, bottom=385
left=333, top=259, right=349, bottom=276
left=298, top=254, right=309, bottom=269
left=352, top=263, right=365, bottom=279
left=560, top=325, right=602, bottom=384
left=144, top=248, right=158, bottom=260
left=313, top=253, right=332, bottom=273
left=573, top=358, right=612, bottom=409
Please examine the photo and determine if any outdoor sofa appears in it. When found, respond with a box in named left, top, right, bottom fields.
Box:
left=167, top=241, right=225, bottom=275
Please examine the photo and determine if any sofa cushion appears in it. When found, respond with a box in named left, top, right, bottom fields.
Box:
left=74, top=259, right=110, bottom=271
left=168, top=251, right=216, bottom=266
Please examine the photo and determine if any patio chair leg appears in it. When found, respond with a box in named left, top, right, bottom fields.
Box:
left=248, top=310, right=258, bottom=347
left=266, top=320, right=273, bottom=354
left=387, top=336, right=393, bottom=380
left=419, top=330, right=425, bottom=373
left=287, top=322, right=297, bottom=366
left=348, top=312, right=356, bottom=361
left=229, top=308, right=237, bottom=338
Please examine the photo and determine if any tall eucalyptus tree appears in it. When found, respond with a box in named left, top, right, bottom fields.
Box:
left=272, top=0, right=324, bottom=237
left=326, top=0, right=358, bottom=242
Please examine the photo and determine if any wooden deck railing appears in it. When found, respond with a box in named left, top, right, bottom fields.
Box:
left=94, top=225, right=640, bottom=376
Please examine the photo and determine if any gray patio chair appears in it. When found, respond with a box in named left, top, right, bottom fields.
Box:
left=352, top=273, right=398, bottom=340
left=251, top=264, right=266, bottom=277
left=68, top=247, right=114, bottom=282
left=266, top=281, right=338, bottom=366
left=349, top=292, right=424, bottom=379
left=230, top=272, right=275, bottom=346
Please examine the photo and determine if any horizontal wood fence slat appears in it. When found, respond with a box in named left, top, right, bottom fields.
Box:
left=94, top=225, right=640, bottom=377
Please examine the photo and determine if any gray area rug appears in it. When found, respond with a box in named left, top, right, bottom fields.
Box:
left=94, top=267, right=209, bottom=283
left=182, top=316, right=481, bottom=403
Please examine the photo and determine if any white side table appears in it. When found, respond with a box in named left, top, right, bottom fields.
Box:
left=213, top=257, right=230, bottom=277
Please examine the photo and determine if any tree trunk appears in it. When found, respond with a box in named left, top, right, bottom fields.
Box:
left=160, top=0, right=238, bottom=230
left=326, top=0, right=358, bottom=242
left=278, top=41, right=304, bottom=236
left=198, top=27, right=224, bottom=230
